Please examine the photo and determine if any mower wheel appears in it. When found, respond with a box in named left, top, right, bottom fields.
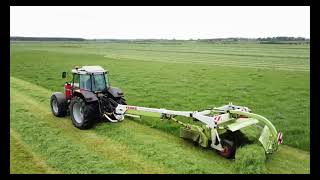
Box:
left=217, top=139, right=236, bottom=159
left=70, top=96, right=99, bottom=130
left=50, top=92, right=68, bottom=117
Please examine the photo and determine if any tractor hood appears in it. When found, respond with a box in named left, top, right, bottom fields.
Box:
left=108, top=86, right=124, bottom=98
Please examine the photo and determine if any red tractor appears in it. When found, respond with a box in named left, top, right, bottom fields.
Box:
left=50, top=66, right=127, bottom=129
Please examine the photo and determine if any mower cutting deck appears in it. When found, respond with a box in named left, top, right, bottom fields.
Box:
left=50, top=65, right=283, bottom=158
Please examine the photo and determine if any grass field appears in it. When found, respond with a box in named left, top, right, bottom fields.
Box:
left=10, top=41, right=310, bottom=174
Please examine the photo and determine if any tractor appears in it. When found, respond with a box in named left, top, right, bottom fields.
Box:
left=50, top=66, right=127, bottom=129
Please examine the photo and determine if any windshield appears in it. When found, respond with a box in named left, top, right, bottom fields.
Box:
left=92, top=73, right=109, bottom=92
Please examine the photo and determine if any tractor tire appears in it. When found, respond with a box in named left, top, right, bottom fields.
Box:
left=70, top=96, right=99, bottom=130
left=50, top=92, right=68, bottom=117
left=217, top=139, right=236, bottom=159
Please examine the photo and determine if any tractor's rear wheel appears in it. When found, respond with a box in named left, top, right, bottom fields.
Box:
left=217, top=139, right=236, bottom=158
left=70, top=96, right=98, bottom=129
left=50, top=92, right=67, bottom=117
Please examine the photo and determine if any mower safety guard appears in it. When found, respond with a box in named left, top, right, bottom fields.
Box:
left=225, top=118, right=259, bottom=132
left=228, top=110, right=280, bottom=153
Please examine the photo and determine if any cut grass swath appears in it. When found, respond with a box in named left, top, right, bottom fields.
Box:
left=234, top=144, right=267, bottom=174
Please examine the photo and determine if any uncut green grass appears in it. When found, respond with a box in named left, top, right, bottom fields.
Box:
left=10, top=41, right=310, bottom=173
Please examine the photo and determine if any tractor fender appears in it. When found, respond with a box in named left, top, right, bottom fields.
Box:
left=108, top=86, right=124, bottom=98
left=73, top=90, right=98, bottom=103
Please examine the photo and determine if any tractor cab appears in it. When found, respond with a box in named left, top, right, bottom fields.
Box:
left=62, top=66, right=112, bottom=100
left=70, top=66, right=110, bottom=93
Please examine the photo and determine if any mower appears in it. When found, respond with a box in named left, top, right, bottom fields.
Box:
left=50, top=65, right=283, bottom=158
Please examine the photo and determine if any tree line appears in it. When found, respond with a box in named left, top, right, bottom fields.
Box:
left=10, top=36, right=309, bottom=43
left=10, top=36, right=85, bottom=41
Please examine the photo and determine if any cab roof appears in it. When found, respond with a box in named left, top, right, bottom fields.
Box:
left=72, top=66, right=107, bottom=74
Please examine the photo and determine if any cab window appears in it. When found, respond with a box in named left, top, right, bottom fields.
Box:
left=80, top=74, right=92, bottom=91
left=93, top=74, right=107, bottom=92
left=73, top=74, right=80, bottom=88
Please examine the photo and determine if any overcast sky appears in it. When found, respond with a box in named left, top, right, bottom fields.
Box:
left=10, top=6, right=310, bottom=39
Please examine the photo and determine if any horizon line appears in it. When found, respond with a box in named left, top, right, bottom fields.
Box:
left=10, top=36, right=310, bottom=40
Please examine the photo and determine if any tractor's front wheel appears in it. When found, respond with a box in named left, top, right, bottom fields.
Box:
left=50, top=92, right=68, bottom=117
left=70, top=96, right=98, bottom=130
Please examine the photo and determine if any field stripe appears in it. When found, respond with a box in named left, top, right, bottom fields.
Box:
left=10, top=79, right=172, bottom=173
left=10, top=91, right=168, bottom=173
left=10, top=129, right=60, bottom=174
left=103, top=55, right=310, bottom=72
left=11, top=92, right=127, bottom=173
left=101, top=47, right=309, bottom=59
left=94, top=119, right=234, bottom=173
left=104, top=54, right=308, bottom=67
left=27, top=44, right=310, bottom=59
left=17, top=46, right=309, bottom=71
left=265, top=145, right=310, bottom=174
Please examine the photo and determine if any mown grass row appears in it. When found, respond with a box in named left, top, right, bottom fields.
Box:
left=102, top=55, right=309, bottom=72
left=11, top=41, right=309, bottom=62
left=10, top=129, right=59, bottom=174
left=11, top=41, right=309, bottom=57
left=18, top=45, right=309, bottom=71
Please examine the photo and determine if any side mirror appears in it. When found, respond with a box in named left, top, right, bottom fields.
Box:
left=62, top=72, right=67, bottom=79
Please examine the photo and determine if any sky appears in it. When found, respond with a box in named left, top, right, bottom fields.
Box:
left=10, top=6, right=310, bottom=40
